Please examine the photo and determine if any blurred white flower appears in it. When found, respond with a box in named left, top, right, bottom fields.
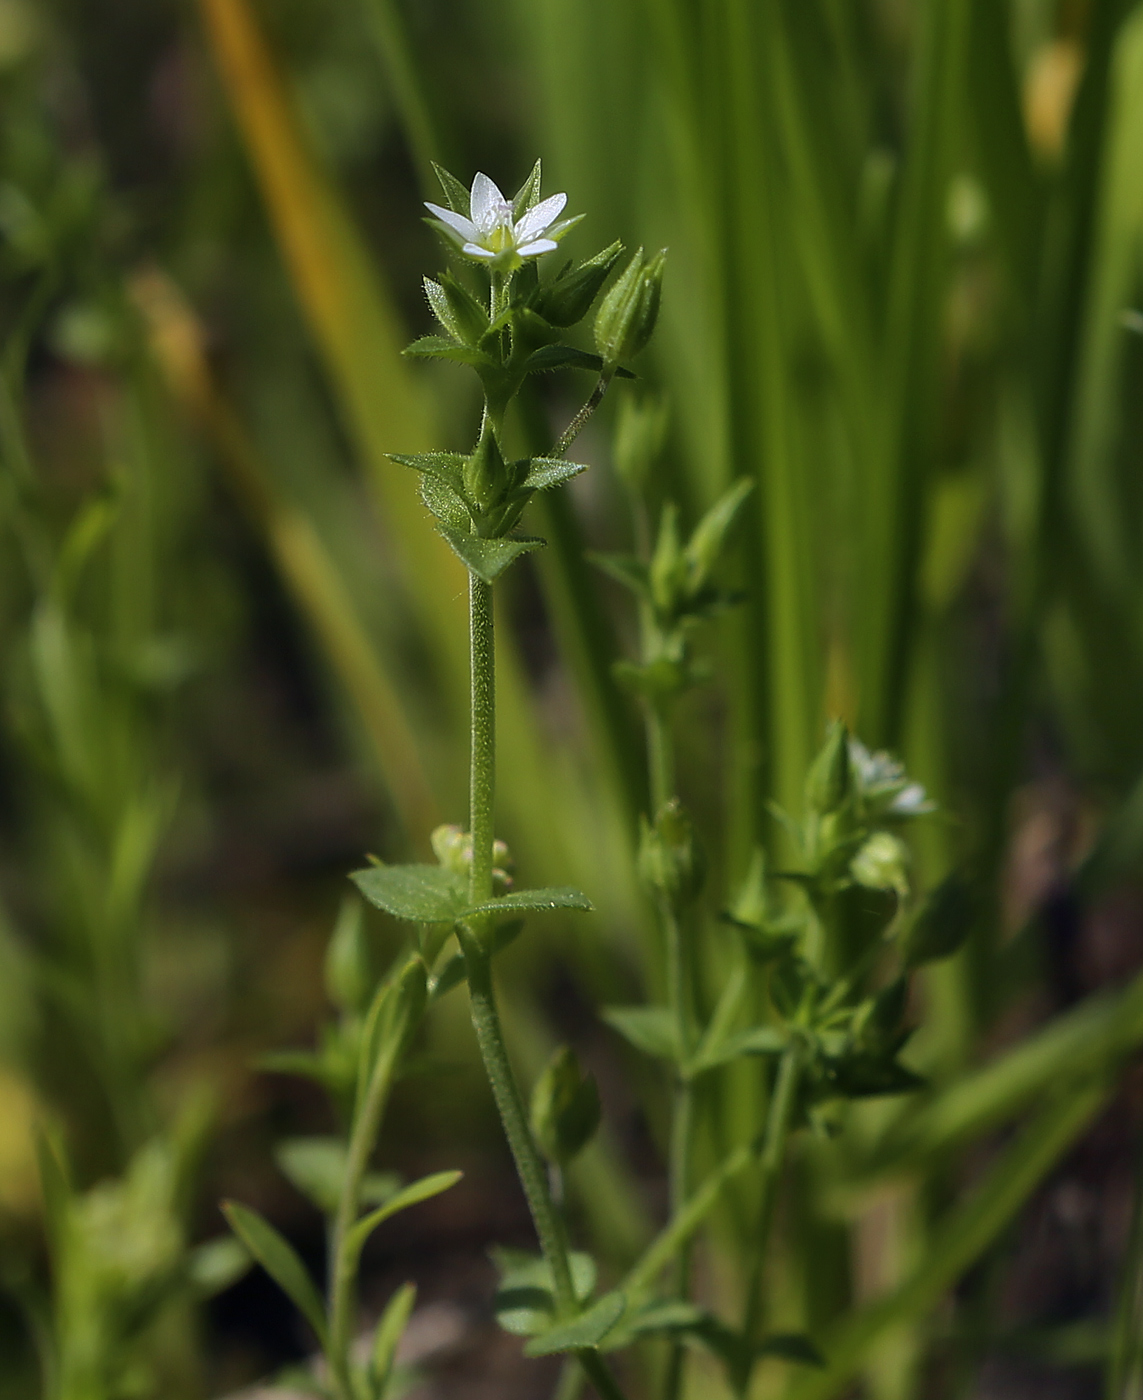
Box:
left=425, top=172, right=578, bottom=271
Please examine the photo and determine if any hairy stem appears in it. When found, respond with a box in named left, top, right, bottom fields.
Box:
left=552, top=371, right=615, bottom=459
left=464, top=940, right=577, bottom=1313
left=469, top=574, right=495, bottom=906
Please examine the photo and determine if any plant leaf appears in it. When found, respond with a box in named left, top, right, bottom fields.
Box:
left=351, top=864, right=466, bottom=923
left=522, top=344, right=635, bottom=376
left=435, top=528, right=546, bottom=584
left=691, top=1025, right=788, bottom=1074
left=370, top=1281, right=417, bottom=1393
left=464, top=886, right=593, bottom=918
left=343, top=1170, right=463, bottom=1268
left=524, top=1291, right=627, bottom=1356
left=274, top=1136, right=400, bottom=1214
left=520, top=457, right=589, bottom=492
left=602, top=1006, right=681, bottom=1062
left=186, top=1236, right=252, bottom=1298
left=222, top=1200, right=329, bottom=1349
left=403, top=334, right=492, bottom=367
left=757, top=1333, right=825, bottom=1366
left=388, top=451, right=468, bottom=495
left=432, top=161, right=470, bottom=213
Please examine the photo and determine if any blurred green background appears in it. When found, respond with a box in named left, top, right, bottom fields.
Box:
left=4, top=0, right=1143, bottom=1396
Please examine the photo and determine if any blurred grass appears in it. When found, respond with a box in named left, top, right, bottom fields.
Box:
left=3, top=0, right=1143, bottom=1396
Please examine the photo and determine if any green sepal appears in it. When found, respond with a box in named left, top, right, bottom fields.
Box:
left=221, top=1200, right=329, bottom=1349
left=437, top=527, right=545, bottom=584
left=431, top=161, right=470, bottom=213
left=342, top=1170, right=463, bottom=1272
left=601, top=1006, right=681, bottom=1062
left=524, top=1291, right=627, bottom=1356
left=351, top=864, right=467, bottom=924
left=513, top=158, right=543, bottom=217
left=464, top=886, right=593, bottom=917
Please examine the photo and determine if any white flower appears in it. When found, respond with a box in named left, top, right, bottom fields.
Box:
left=425, top=172, right=579, bottom=271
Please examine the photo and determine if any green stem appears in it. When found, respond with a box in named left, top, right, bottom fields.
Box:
left=647, top=701, right=674, bottom=813
left=663, top=891, right=694, bottom=1400
left=579, top=1348, right=632, bottom=1400
left=464, top=939, right=577, bottom=1312
left=552, top=371, right=615, bottom=459
left=328, top=1039, right=401, bottom=1398
left=469, top=573, right=495, bottom=905
left=740, top=1048, right=801, bottom=1364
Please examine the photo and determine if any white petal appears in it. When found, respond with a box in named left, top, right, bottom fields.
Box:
left=425, top=202, right=478, bottom=242
left=462, top=242, right=496, bottom=260
left=514, top=191, right=568, bottom=244
left=469, top=172, right=506, bottom=234
left=517, top=238, right=558, bottom=258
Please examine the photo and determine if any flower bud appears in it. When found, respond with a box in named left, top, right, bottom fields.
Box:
left=850, top=831, right=909, bottom=895
left=638, top=798, right=704, bottom=904
left=593, top=247, right=666, bottom=368
left=431, top=823, right=470, bottom=875
left=324, top=897, right=374, bottom=1013
left=806, top=720, right=852, bottom=815
left=464, top=425, right=509, bottom=512
left=530, top=1045, right=601, bottom=1165
left=534, top=241, right=623, bottom=327
left=649, top=503, right=685, bottom=617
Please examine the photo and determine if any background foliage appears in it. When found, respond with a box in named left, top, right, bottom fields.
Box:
left=3, top=0, right=1143, bottom=1396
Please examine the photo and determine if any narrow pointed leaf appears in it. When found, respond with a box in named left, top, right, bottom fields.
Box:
left=222, top=1200, right=329, bottom=1348
left=601, top=1006, right=681, bottom=1062
left=370, top=1281, right=417, bottom=1392
left=521, top=457, right=589, bottom=492
left=388, top=451, right=468, bottom=495
left=344, top=1170, right=463, bottom=1267
left=432, top=161, right=470, bottom=213
left=524, top=1290, right=627, bottom=1356
left=437, top=528, right=545, bottom=584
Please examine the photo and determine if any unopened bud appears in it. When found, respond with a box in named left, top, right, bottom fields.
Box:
left=464, top=426, right=509, bottom=511
left=594, top=247, right=666, bottom=368
left=850, top=831, right=909, bottom=895
left=535, top=241, right=623, bottom=327
left=806, top=720, right=852, bottom=815
left=638, top=799, right=704, bottom=904
left=530, top=1045, right=601, bottom=1164
left=649, top=503, right=685, bottom=617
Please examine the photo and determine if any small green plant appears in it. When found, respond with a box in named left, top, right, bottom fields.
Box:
left=229, top=164, right=972, bottom=1400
